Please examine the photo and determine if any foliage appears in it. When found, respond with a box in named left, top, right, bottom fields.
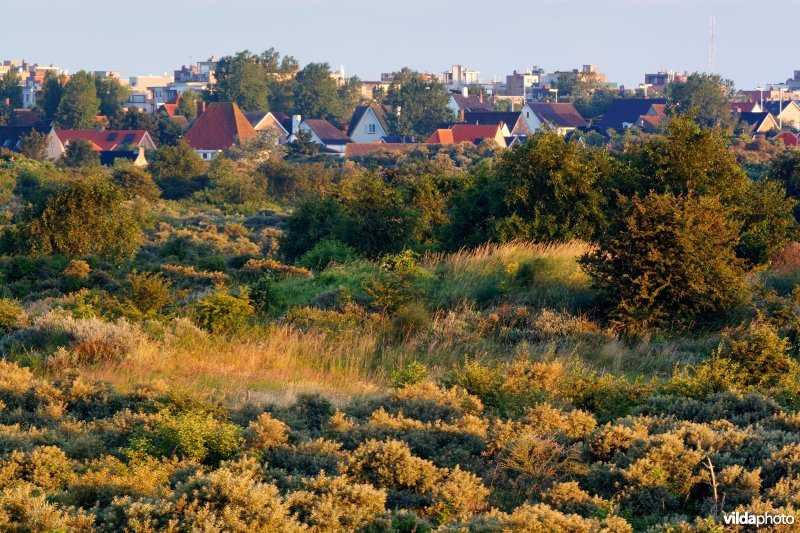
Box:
left=385, top=68, right=452, bottom=137
left=193, top=291, right=255, bottom=333
left=61, top=139, right=100, bottom=168
left=666, top=72, right=735, bottom=130
left=54, top=71, right=100, bottom=129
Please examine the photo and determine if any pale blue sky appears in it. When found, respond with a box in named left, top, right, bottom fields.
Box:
left=2, top=0, right=797, bottom=89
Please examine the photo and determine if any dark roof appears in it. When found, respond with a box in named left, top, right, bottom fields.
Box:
left=99, top=150, right=140, bottom=166
left=528, top=103, right=588, bottom=128
left=0, top=124, right=50, bottom=151
left=451, top=94, right=494, bottom=112
left=273, top=112, right=292, bottom=133
left=463, top=111, right=522, bottom=126
left=347, top=105, right=393, bottom=135
left=739, top=111, right=774, bottom=128
left=596, top=98, right=667, bottom=133
left=184, top=102, right=257, bottom=151
left=12, top=109, right=41, bottom=127
left=304, top=119, right=351, bottom=144
left=381, top=135, right=415, bottom=143
left=761, top=100, right=799, bottom=115
left=243, top=111, right=268, bottom=127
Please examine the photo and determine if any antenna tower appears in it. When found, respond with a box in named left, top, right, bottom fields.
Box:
left=708, top=16, right=716, bottom=72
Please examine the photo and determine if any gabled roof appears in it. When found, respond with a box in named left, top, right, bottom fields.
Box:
left=303, top=119, right=351, bottom=144
left=345, top=143, right=421, bottom=159
left=381, top=135, right=415, bottom=143
left=0, top=124, right=51, bottom=151
left=348, top=104, right=393, bottom=135
left=54, top=129, right=153, bottom=151
left=648, top=104, right=667, bottom=118
left=739, top=111, right=779, bottom=131
left=761, top=100, right=800, bottom=116
left=527, top=103, right=588, bottom=128
left=99, top=149, right=146, bottom=167
left=731, top=101, right=760, bottom=113
left=463, top=111, right=522, bottom=127
left=427, top=124, right=505, bottom=146
left=160, top=94, right=181, bottom=117
left=184, top=102, right=257, bottom=151
left=243, top=111, right=268, bottom=128
left=273, top=112, right=292, bottom=133
left=450, top=94, right=494, bottom=113
left=596, top=98, right=667, bottom=133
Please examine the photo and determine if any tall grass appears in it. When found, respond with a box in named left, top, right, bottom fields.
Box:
left=423, top=241, right=596, bottom=311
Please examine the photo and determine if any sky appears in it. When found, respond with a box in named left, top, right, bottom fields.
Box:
left=2, top=0, right=798, bottom=90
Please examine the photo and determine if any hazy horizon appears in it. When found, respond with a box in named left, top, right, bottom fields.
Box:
left=3, top=0, right=798, bottom=90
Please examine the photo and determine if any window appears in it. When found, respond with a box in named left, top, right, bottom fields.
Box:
left=368, top=124, right=376, bottom=134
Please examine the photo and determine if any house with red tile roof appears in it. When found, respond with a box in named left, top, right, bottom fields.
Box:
left=521, top=102, right=588, bottom=135
left=776, top=132, right=799, bottom=147
left=50, top=129, right=156, bottom=160
left=635, top=103, right=668, bottom=131
left=243, top=111, right=291, bottom=144
left=184, top=102, right=257, bottom=160
left=427, top=123, right=507, bottom=147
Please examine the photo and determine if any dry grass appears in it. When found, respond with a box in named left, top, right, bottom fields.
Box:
left=79, top=324, right=384, bottom=406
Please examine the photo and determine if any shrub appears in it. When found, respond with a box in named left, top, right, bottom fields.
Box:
left=193, top=291, right=254, bottom=333
left=387, top=302, right=431, bottom=341
left=583, top=192, right=746, bottom=334
left=129, top=409, right=243, bottom=465
left=298, top=239, right=359, bottom=271
left=63, top=259, right=91, bottom=280
left=122, top=271, right=174, bottom=320
left=111, top=162, right=161, bottom=201
left=389, top=361, right=428, bottom=389
left=244, top=412, right=290, bottom=452
left=0, top=299, right=26, bottom=333
left=287, top=472, right=386, bottom=531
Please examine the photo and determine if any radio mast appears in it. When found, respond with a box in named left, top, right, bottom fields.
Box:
left=708, top=16, right=716, bottom=73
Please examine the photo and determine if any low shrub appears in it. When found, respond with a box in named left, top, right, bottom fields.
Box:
left=193, top=292, right=254, bottom=333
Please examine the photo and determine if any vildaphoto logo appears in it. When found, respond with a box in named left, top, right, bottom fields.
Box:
left=722, top=512, right=795, bottom=527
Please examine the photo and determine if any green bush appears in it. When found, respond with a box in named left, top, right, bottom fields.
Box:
left=0, top=299, right=26, bottom=333
left=297, top=239, right=358, bottom=271
left=390, top=361, right=428, bottom=389
left=193, top=291, right=254, bottom=333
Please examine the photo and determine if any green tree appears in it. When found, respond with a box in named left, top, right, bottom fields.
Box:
left=111, top=161, right=161, bottom=201
left=110, top=108, right=183, bottom=146
left=666, top=72, right=735, bottom=130
left=212, top=51, right=271, bottom=112
left=177, top=89, right=200, bottom=120
left=0, top=70, right=23, bottom=124
left=18, top=131, right=49, bottom=161
left=293, top=62, right=341, bottom=120
left=36, top=71, right=67, bottom=122
left=385, top=68, right=451, bottom=138
left=439, top=170, right=508, bottom=251
left=61, top=140, right=100, bottom=168
left=55, top=71, right=100, bottom=129
left=95, top=76, right=131, bottom=117
left=582, top=192, right=746, bottom=334
left=25, top=178, right=143, bottom=262
left=148, top=141, right=207, bottom=199
left=493, top=131, right=616, bottom=241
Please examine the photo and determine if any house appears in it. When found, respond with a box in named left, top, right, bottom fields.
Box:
left=52, top=129, right=156, bottom=160
left=99, top=149, right=148, bottom=167
left=731, top=101, right=762, bottom=114
left=761, top=101, right=800, bottom=129
left=521, top=102, right=588, bottom=135
left=775, top=132, right=799, bottom=147
left=448, top=88, right=494, bottom=117
left=184, top=102, right=257, bottom=160
left=427, top=123, right=507, bottom=147
left=345, top=143, right=421, bottom=159
left=596, top=98, right=667, bottom=133
left=0, top=124, right=55, bottom=156
left=738, top=112, right=780, bottom=135
left=635, top=103, right=668, bottom=131
left=463, top=111, right=531, bottom=136
left=293, top=118, right=351, bottom=155
left=243, top=111, right=291, bottom=143
left=347, top=104, right=394, bottom=143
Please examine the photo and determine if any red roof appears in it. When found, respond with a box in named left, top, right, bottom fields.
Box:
left=732, top=102, right=759, bottom=113
left=428, top=124, right=504, bottom=146
left=776, top=132, right=799, bottom=147
left=184, top=102, right=257, bottom=151
left=528, top=103, right=588, bottom=128
left=303, top=119, right=350, bottom=144
left=54, top=130, right=152, bottom=151
left=161, top=94, right=181, bottom=117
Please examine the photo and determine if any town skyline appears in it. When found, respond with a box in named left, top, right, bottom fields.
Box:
left=3, top=0, right=798, bottom=90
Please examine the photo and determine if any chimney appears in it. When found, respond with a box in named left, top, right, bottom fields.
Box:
left=479, top=92, right=484, bottom=103
left=458, top=108, right=465, bottom=122
left=462, top=86, right=469, bottom=97
left=291, top=114, right=302, bottom=134
left=196, top=101, right=206, bottom=117
left=3, top=98, right=8, bottom=106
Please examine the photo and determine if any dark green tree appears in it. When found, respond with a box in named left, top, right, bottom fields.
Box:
left=61, top=140, right=100, bottom=168
left=666, top=72, right=735, bottom=130
left=385, top=68, right=451, bottom=138
left=111, top=161, right=161, bottom=201
left=212, top=51, right=271, bottom=112
left=18, top=131, right=49, bottom=161
left=293, top=62, right=341, bottom=120
left=95, top=76, right=131, bottom=117
left=0, top=70, right=23, bottom=124
left=148, top=141, right=208, bottom=199
left=36, top=71, right=67, bottom=121
left=55, top=71, right=100, bottom=129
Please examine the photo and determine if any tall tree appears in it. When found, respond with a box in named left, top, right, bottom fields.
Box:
left=55, top=71, right=100, bottom=129
left=177, top=89, right=200, bottom=120
left=385, top=68, right=451, bottom=138
left=293, top=62, right=341, bottom=120
left=666, top=72, right=735, bottom=130
left=0, top=70, right=22, bottom=125
left=211, top=51, right=271, bottom=112
left=95, top=76, right=131, bottom=117
left=37, top=71, right=67, bottom=122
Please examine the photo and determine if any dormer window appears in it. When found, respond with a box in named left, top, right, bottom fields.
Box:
left=368, top=124, right=376, bottom=134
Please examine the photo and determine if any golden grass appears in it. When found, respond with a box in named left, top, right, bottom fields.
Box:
left=422, top=240, right=594, bottom=273
left=79, top=324, right=384, bottom=406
